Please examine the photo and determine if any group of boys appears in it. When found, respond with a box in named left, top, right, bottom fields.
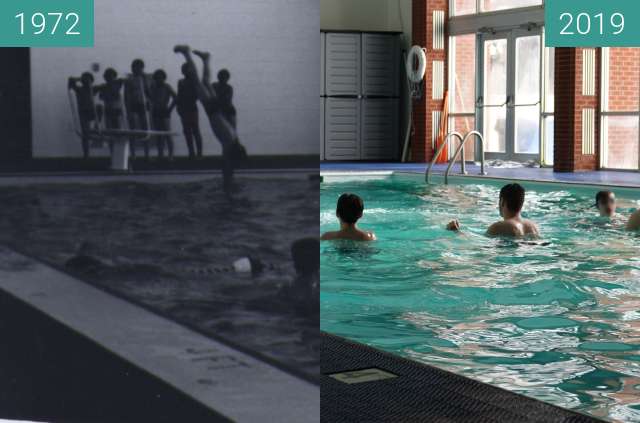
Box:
left=322, top=184, right=640, bottom=241
left=69, top=54, right=237, bottom=162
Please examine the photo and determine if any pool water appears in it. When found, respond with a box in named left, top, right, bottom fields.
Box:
left=321, top=174, right=640, bottom=422
left=0, top=176, right=319, bottom=380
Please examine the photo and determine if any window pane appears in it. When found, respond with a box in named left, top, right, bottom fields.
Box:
left=451, top=34, right=476, bottom=114
left=514, top=35, right=541, bottom=155
left=453, top=0, right=476, bottom=16
left=482, top=0, right=542, bottom=13
left=544, top=48, right=555, bottom=113
left=515, top=105, right=540, bottom=154
left=543, top=116, right=554, bottom=166
left=515, top=36, right=540, bottom=105
left=607, top=48, right=640, bottom=112
left=450, top=116, right=476, bottom=161
left=484, top=38, right=507, bottom=153
left=604, top=116, right=639, bottom=170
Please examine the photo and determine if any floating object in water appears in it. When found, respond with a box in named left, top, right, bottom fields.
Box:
left=188, top=257, right=277, bottom=277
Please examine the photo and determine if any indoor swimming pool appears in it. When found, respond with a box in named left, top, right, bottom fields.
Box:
left=0, top=175, right=319, bottom=380
left=321, top=173, right=640, bottom=422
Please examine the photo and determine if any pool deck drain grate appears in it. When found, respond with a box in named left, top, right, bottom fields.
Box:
left=321, top=332, right=604, bottom=423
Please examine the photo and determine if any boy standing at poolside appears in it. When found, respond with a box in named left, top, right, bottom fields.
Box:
left=96, top=68, right=125, bottom=154
left=321, top=193, right=376, bottom=241
left=149, top=69, right=177, bottom=160
left=212, top=69, right=237, bottom=129
left=447, top=183, right=539, bottom=238
left=177, top=63, right=204, bottom=159
left=125, top=59, right=151, bottom=159
left=68, top=72, right=98, bottom=159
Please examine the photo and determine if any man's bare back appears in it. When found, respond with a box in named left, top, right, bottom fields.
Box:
left=321, top=227, right=376, bottom=242
left=487, top=217, right=539, bottom=238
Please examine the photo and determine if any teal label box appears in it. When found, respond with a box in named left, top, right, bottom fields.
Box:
left=546, top=0, right=640, bottom=47
left=0, top=0, right=94, bottom=47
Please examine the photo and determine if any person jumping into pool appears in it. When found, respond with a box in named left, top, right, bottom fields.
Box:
left=174, top=45, right=247, bottom=195
left=447, top=183, right=539, bottom=238
left=124, top=59, right=152, bottom=160
left=149, top=69, right=177, bottom=160
left=177, top=62, right=204, bottom=159
left=68, top=72, right=98, bottom=159
left=321, top=193, right=376, bottom=241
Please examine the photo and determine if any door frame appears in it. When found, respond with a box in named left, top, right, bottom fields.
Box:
left=477, top=27, right=542, bottom=163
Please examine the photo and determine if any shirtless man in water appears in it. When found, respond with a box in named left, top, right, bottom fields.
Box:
left=593, top=190, right=639, bottom=231
left=321, top=193, right=376, bottom=241
left=447, top=183, right=539, bottom=238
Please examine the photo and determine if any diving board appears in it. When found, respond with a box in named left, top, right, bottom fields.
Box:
left=0, top=246, right=319, bottom=423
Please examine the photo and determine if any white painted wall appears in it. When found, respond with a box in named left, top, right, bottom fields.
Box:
left=321, top=0, right=411, bottom=49
left=31, top=0, right=320, bottom=158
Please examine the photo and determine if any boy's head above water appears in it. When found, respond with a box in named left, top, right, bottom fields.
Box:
left=596, top=190, right=616, bottom=217
left=499, top=183, right=525, bottom=218
left=337, top=193, right=364, bottom=225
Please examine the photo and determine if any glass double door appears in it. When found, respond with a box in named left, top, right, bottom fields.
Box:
left=478, top=28, right=541, bottom=162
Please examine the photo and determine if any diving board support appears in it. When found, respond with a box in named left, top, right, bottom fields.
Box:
left=0, top=246, right=319, bottom=423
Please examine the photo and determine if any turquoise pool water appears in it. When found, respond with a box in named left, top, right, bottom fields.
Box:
left=321, top=173, right=640, bottom=422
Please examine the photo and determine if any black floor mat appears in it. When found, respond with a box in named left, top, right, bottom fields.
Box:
left=321, top=332, right=603, bottom=423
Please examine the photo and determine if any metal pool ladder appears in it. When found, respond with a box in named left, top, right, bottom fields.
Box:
left=425, top=131, right=464, bottom=184
left=425, top=130, right=487, bottom=184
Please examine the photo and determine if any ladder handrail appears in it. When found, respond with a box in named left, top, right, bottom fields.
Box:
left=425, top=131, right=464, bottom=184
left=444, top=131, right=487, bottom=184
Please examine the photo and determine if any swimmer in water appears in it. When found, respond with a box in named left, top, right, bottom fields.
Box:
left=278, top=238, right=320, bottom=316
left=321, top=193, right=376, bottom=241
left=595, top=190, right=618, bottom=219
left=593, top=190, right=640, bottom=231
left=447, top=183, right=539, bottom=238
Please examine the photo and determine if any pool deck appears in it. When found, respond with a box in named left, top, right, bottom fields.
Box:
left=0, top=168, right=317, bottom=187
left=0, top=246, right=318, bottom=423
left=321, top=332, right=603, bottom=423
left=321, top=162, right=640, bottom=188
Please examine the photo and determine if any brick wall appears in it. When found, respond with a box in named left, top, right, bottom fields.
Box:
left=553, top=48, right=600, bottom=172
left=411, top=0, right=448, bottom=162
left=605, top=48, right=640, bottom=169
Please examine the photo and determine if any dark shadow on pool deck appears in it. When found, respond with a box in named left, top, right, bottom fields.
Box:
left=321, top=332, right=604, bottom=423
left=0, top=288, right=229, bottom=423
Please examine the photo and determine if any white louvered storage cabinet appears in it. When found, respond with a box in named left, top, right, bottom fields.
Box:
left=321, top=30, right=401, bottom=161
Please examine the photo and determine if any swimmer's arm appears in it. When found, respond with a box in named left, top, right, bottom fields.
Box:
left=366, top=232, right=377, bottom=241
left=627, top=210, right=640, bottom=231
